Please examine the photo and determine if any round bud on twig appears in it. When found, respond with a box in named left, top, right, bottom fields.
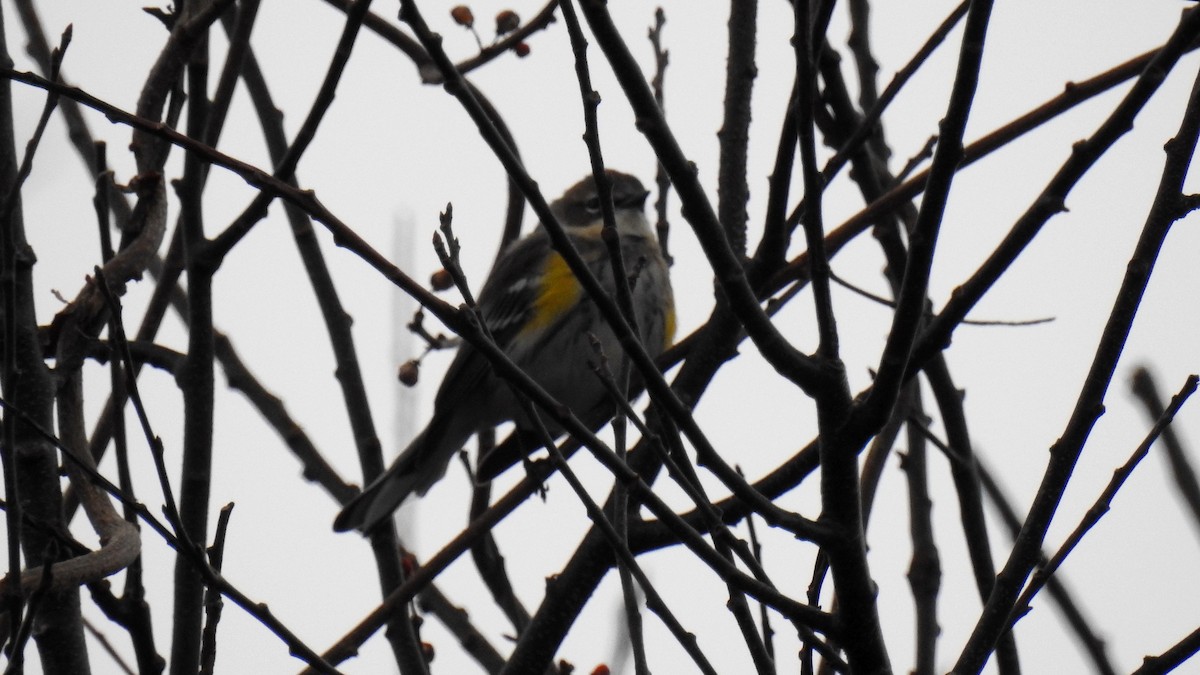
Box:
left=495, top=10, right=520, bottom=35
left=450, top=5, right=474, bottom=27
left=430, top=268, right=454, bottom=291
left=398, top=360, right=420, bottom=386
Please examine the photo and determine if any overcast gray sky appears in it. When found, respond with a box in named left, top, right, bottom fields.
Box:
left=7, top=1, right=1200, bottom=672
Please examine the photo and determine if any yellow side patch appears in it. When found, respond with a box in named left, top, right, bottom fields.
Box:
left=664, top=304, right=677, bottom=350
left=529, top=252, right=582, bottom=331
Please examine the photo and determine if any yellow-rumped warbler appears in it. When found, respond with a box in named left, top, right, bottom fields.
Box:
left=334, top=170, right=675, bottom=532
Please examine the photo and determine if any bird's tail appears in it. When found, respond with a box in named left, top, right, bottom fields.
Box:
left=333, top=418, right=461, bottom=533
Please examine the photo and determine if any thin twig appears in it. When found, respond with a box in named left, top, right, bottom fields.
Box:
left=466, top=447, right=532, bottom=635
left=414, top=580, right=506, bottom=674
left=4, top=552, right=54, bottom=675
left=1131, top=625, right=1200, bottom=674
left=199, top=504, right=234, bottom=675
left=900, top=385, right=940, bottom=675
left=738, top=466, right=776, bottom=665
left=81, top=615, right=137, bottom=675
left=1009, top=374, right=1199, bottom=627
left=831, top=270, right=1053, bottom=327
left=1129, top=367, right=1200, bottom=539
left=647, top=8, right=672, bottom=264
left=717, top=0, right=757, bottom=258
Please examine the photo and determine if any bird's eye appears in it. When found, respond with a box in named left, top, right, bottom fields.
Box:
left=583, top=197, right=602, bottom=214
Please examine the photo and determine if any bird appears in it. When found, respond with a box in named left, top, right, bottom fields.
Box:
left=334, top=170, right=675, bottom=533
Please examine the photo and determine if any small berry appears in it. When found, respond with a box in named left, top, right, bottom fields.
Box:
left=495, top=10, right=520, bottom=35
left=450, top=5, right=474, bottom=27
left=513, top=42, right=531, bottom=58
left=398, top=360, right=420, bottom=386
left=430, top=268, right=454, bottom=291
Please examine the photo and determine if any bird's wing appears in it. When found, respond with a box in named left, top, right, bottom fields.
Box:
left=433, top=232, right=585, bottom=409
left=478, top=233, right=557, bottom=347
